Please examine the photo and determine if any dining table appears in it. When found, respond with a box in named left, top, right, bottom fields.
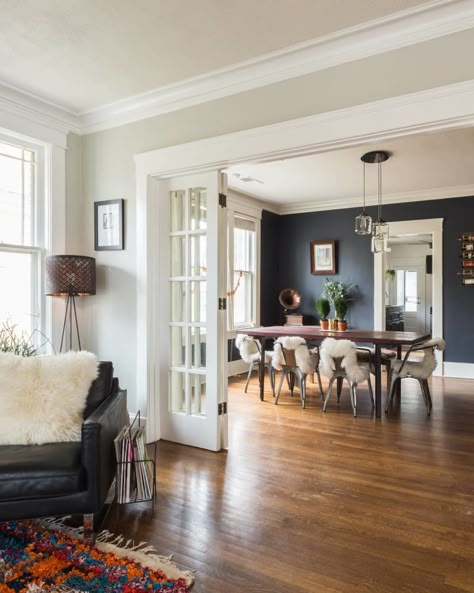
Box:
left=244, top=326, right=431, bottom=418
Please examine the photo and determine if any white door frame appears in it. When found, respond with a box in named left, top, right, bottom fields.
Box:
left=135, top=81, right=474, bottom=440
left=373, top=218, right=443, bottom=372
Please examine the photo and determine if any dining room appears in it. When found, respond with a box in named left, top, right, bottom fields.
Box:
left=227, top=126, right=474, bottom=419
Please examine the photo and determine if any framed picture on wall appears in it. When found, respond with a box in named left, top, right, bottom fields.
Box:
left=310, top=240, right=336, bottom=275
left=94, top=199, right=124, bottom=251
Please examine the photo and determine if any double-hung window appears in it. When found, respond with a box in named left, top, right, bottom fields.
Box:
left=228, top=211, right=259, bottom=331
left=0, top=136, right=44, bottom=340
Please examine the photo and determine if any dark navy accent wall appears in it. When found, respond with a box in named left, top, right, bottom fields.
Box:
left=261, top=196, right=474, bottom=364
left=261, top=210, right=283, bottom=326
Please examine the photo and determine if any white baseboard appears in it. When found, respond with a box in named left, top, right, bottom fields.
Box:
left=443, top=362, right=474, bottom=379
left=228, top=359, right=249, bottom=377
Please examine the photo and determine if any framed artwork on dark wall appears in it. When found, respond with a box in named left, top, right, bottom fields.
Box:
left=310, top=240, right=336, bottom=275
left=94, top=199, right=124, bottom=251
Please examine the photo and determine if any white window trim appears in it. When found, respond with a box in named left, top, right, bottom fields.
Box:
left=226, top=192, right=262, bottom=339
left=0, top=123, right=66, bottom=350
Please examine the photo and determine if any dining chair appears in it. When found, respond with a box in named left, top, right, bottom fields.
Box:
left=320, top=338, right=373, bottom=417
left=356, top=347, right=396, bottom=392
left=272, top=337, right=321, bottom=408
left=235, top=334, right=275, bottom=396
left=385, top=337, right=446, bottom=415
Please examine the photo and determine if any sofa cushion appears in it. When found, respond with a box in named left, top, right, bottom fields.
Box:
left=0, top=442, right=84, bottom=501
left=84, top=361, right=114, bottom=418
left=0, top=351, right=98, bottom=446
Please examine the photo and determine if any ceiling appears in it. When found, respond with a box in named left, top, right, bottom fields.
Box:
left=0, top=0, right=430, bottom=113
left=227, top=127, right=474, bottom=210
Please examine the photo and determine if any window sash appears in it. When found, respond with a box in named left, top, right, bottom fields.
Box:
left=0, top=133, right=46, bottom=345
left=228, top=212, right=258, bottom=331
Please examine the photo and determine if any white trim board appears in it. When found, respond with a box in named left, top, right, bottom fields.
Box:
left=373, top=218, right=443, bottom=371
left=443, top=362, right=474, bottom=379
left=228, top=359, right=249, bottom=378
left=1, top=0, right=474, bottom=135
left=275, top=184, right=474, bottom=215
left=135, top=80, right=474, bottom=430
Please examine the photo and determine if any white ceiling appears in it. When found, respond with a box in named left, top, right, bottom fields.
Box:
left=0, top=0, right=430, bottom=113
left=227, top=127, right=474, bottom=209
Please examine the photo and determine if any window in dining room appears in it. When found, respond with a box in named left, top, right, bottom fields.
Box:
left=228, top=214, right=258, bottom=330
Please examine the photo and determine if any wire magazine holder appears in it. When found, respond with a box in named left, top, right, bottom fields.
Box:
left=115, top=411, right=156, bottom=505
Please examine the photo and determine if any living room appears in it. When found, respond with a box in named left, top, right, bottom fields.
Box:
left=0, top=2, right=473, bottom=593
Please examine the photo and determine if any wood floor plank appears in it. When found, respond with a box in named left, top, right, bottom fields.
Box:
left=105, top=374, right=474, bottom=593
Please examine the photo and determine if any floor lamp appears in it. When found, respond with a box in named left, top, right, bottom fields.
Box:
left=45, top=255, right=96, bottom=352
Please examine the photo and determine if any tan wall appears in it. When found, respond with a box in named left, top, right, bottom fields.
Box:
left=77, top=29, right=474, bottom=410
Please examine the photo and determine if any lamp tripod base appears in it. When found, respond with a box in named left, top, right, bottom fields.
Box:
left=60, top=293, right=82, bottom=352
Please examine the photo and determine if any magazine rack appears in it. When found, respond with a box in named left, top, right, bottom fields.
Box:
left=115, top=411, right=156, bottom=505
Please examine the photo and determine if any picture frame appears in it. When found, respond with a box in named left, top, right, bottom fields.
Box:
left=310, top=240, right=336, bottom=275
left=94, top=199, right=124, bottom=251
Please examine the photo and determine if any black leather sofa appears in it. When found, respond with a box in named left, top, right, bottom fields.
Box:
left=0, top=361, right=128, bottom=538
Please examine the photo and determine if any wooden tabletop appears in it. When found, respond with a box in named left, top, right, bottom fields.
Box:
left=245, top=325, right=430, bottom=345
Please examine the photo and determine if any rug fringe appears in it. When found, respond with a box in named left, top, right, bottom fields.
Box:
left=40, top=517, right=194, bottom=586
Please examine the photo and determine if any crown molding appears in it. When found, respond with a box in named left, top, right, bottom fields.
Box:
left=1, top=0, right=473, bottom=136
left=0, top=81, right=80, bottom=136
left=80, top=0, right=474, bottom=134
left=275, top=184, right=474, bottom=215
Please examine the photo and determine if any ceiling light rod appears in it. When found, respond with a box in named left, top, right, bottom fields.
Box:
left=359, top=150, right=391, bottom=254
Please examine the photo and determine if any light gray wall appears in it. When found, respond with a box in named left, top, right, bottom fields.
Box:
left=76, top=30, right=474, bottom=411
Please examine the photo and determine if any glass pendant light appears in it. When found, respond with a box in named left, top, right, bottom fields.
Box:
left=354, top=161, right=372, bottom=235
left=367, top=150, right=391, bottom=254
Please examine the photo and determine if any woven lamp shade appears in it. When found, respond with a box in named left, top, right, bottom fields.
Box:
left=46, top=255, right=96, bottom=296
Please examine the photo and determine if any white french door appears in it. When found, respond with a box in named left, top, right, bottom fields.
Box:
left=158, top=172, right=228, bottom=451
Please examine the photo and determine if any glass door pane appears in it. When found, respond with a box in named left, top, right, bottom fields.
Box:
left=169, top=186, right=209, bottom=416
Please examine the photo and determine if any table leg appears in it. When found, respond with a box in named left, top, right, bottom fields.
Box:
left=259, top=337, right=266, bottom=401
left=375, top=344, right=382, bottom=418
left=396, top=345, right=402, bottom=398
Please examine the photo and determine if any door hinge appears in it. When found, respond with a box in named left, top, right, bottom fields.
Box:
left=219, top=193, right=227, bottom=208
left=218, top=297, right=227, bottom=310
left=218, top=401, right=228, bottom=415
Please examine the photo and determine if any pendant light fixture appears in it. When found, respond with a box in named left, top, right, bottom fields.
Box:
left=357, top=150, right=391, bottom=253
left=354, top=160, right=372, bottom=235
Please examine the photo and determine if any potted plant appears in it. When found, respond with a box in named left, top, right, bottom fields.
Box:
left=334, top=296, right=348, bottom=331
left=316, top=298, right=330, bottom=330
left=322, top=279, right=355, bottom=330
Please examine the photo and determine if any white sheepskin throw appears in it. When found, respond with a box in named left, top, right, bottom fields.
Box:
left=0, top=351, right=98, bottom=445
left=236, top=334, right=260, bottom=364
left=320, top=338, right=369, bottom=384
left=272, top=336, right=317, bottom=375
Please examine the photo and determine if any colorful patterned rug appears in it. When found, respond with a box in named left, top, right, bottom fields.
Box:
left=0, top=521, right=193, bottom=593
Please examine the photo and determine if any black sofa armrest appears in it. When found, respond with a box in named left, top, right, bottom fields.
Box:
left=81, top=388, right=128, bottom=510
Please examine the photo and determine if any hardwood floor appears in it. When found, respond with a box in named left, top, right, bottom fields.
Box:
left=105, top=373, right=474, bottom=593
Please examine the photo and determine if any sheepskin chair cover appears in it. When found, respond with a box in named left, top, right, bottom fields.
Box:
left=391, top=337, right=446, bottom=379
left=0, top=351, right=98, bottom=446
left=320, top=338, right=369, bottom=385
left=235, top=334, right=260, bottom=364
left=271, top=336, right=317, bottom=375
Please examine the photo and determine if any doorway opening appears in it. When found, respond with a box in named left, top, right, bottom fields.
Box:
left=385, top=233, right=433, bottom=334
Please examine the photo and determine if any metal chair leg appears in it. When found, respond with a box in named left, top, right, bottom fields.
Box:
left=385, top=373, right=399, bottom=413
left=350, top=383, right=357, bottom=417
left=336, top=377, right=343, bottom=402
left=275, top=369, right=287, bottom=405
left=267, top=364, right=275, bottom=396
left=298, top=372, right=306, bottom=409
left=323, top=377, right=335, bottom=412
left=289, top=371, right=295, bottom=396
left=316, top=370, right=324, bottom=399
left=420, top=379, right=432, bottom=415
left=244, top=363, right=253, bottom=393
left=367, top=374, right=374, bottom=408
left=424, top=380, right=433, bottom=413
